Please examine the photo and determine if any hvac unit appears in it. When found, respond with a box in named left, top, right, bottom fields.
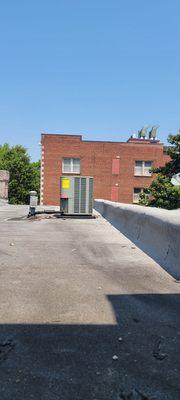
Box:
left=60, top=176, right=94, bottom=215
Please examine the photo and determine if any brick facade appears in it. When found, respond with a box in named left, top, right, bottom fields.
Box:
left=41, top=134, right=169, bottom=206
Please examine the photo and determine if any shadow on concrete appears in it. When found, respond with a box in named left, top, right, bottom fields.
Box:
left=0, top=294, right=180, bottom=400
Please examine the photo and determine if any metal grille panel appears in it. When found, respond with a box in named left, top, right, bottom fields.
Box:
left=89, top=178, right=93, bottom=213
left=74, top=177, right=80, bottom=213
left=80, top=178, right=86, bottom=213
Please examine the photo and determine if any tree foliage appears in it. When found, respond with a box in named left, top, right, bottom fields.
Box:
left=139, top=133, right=180, bottom=209
left=0, top=144, right=40, bottom=204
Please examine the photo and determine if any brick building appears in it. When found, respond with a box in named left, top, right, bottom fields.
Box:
left=40, top=133, right=169, bottom=206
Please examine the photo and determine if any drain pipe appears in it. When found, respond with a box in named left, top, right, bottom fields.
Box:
left=28, top=191, right=63, bottom=217
left=27, top=192, right=95, bottom=218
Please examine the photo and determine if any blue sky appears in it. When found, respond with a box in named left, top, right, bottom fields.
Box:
left=0, top=0, right=180, bottom=161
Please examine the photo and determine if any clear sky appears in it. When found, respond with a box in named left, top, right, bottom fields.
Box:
left=0, top=0, right=180, bottom=161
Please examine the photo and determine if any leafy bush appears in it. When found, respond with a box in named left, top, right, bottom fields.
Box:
left=139, top=133, right=180, bottom=209
left=0, top=144, right=40, bottom=204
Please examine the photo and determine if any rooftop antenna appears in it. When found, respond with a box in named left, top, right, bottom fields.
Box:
left=149, top=125, right=159, bottom=140
left=138, top=126, right=149, bottom=139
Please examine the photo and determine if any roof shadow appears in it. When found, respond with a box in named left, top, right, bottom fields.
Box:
left=0, top=293, right=180, bottom=399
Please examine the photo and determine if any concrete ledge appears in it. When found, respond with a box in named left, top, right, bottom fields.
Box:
left=94, top=200, right=180, bottom=280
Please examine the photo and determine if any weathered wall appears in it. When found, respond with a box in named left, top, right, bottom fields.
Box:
left=94, top=200, right=180, bottom=280
left=0, top=170, right=10, bottom=205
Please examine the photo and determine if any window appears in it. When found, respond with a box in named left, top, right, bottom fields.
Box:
left=133, top=188, right=149, bottom=203
left=133, top=188, right=143, bottom=203
left=134, top=160, right=152, bottom=176
left=62, top=158, right=80, bottom=174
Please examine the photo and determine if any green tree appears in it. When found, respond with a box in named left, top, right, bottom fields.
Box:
left=0, top=144, right=40, bottom=204
left=139, top=133, right=180, bottom=209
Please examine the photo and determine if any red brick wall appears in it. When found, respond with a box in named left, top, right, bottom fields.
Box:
left=41, top=134, right=169, bottom=206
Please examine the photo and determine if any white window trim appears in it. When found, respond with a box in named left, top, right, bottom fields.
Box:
left=62, top=158, right=80, bottom=174
left=134, top=161, right=152, bottom=176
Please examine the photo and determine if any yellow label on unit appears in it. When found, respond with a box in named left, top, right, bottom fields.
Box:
left=62, top=178, right=70, bottom=189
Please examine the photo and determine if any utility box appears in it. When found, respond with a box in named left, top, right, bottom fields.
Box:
left=60, top=176, right=93, bottom=215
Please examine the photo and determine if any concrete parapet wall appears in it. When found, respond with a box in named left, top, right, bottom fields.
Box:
left=94, top=200, right=180, bottom=279
left=0, top=170, right=10, bottom=204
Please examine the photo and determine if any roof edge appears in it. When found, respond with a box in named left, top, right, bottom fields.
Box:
left=41, top=132, right=164, bottom=145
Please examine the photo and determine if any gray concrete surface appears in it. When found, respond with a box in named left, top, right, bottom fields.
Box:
left=0, top=205, right=180, bottom=400
left=95, top=200, right=180, bottom=280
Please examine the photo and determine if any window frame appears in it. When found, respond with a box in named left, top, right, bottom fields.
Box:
left=134, top=160, right=153, bottom=176
left=133, top=187, right=149, bottom=203
left=62, top=158, right=80, bottom=174
left=133, top=187, right=144, bottom=203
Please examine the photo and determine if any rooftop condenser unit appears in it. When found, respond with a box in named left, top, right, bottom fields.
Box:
left=60, top=176, right=94, bottom=215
